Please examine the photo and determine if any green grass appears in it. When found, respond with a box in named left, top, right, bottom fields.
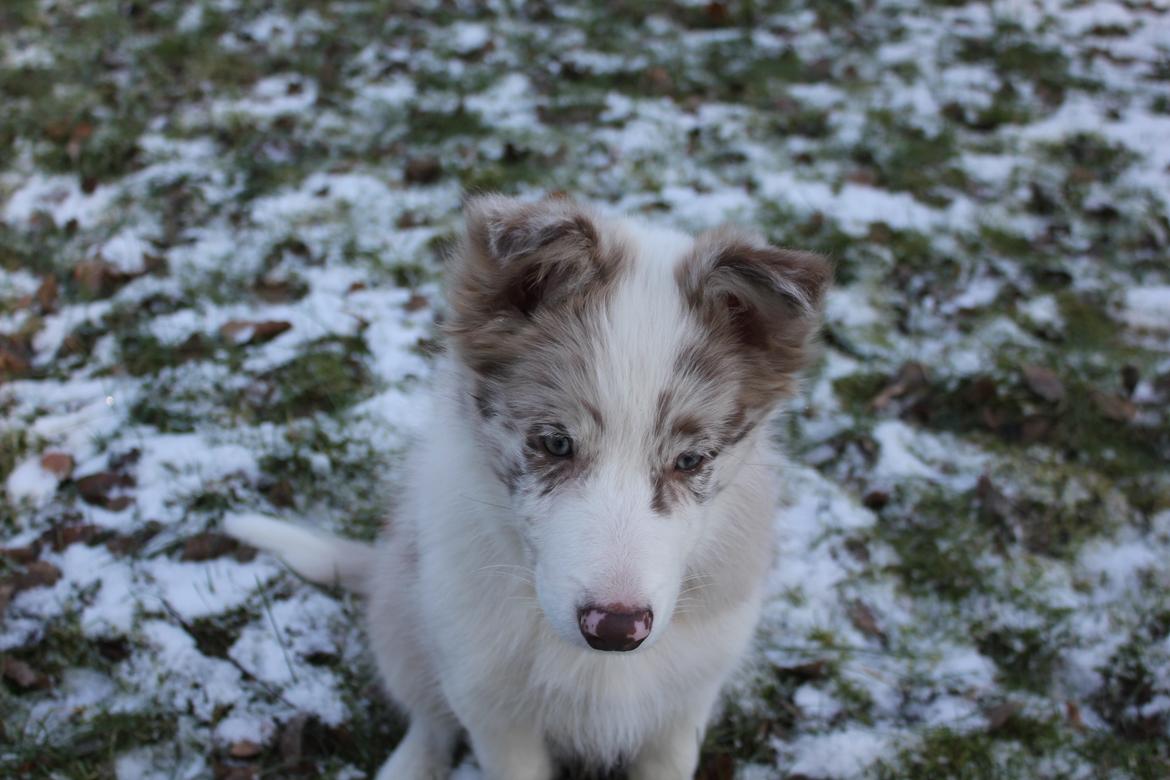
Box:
left=2, top=0, right=1169, bottom=777
left=1, top=710, right=177, bottom=779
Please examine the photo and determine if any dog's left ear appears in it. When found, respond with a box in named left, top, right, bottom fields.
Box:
left=679, top=225, right=832, bottom=395
left=446, top=194, right=615, bottom=376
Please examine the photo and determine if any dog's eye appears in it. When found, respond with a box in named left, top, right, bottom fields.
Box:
left=542, top=433, right=574, bottom=458
left=675, top=452, right=704, bottom=472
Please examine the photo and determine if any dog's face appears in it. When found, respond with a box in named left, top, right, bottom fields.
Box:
left=447, top=195, right=829, bottom=652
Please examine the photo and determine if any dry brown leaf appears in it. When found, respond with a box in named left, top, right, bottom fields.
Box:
left=1091, top=390, right=1136, bottom=422
left=228, top=740, right=262, bottom=759
left=1021, top=364, right=1065, bottom=403
left=40, top=451, right=74, bottom=479
left=220, top=320, right=292, bottom=346
left=848, top=599, right=887, bottom=642
left=985, top=700, right=1022, bottom=731
left=13, top=560, right=62, bottom=592
left=2, top=657, right=51, bottom=691
left=182, top=533, right=240, bottom=562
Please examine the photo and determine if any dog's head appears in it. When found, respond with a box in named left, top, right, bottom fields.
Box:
left=446, top=194, right=830, bottom=652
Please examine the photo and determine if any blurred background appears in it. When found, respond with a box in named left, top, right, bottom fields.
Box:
left=1, top=1, right=1168, bottom=778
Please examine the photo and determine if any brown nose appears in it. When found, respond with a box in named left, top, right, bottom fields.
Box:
left=577, top=604, right=653, bottom=651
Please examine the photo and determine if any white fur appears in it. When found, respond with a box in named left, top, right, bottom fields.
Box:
left=226, top=215, right=784, bottom=779
left=224, top=512, right=374, bottom=594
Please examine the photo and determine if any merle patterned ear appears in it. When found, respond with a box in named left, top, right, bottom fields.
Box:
left=679, top=225, right=831, bottom=387
left=457, top=194, right=602, bottom=318
left=446, top=195, right=614, bottom=375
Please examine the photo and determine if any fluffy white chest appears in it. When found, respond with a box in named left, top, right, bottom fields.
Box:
left=414, top=493, right=761, bottom=766
left=526, top=601, right=760, bottom=763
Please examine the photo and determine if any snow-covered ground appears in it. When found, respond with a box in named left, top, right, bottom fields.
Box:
left=2, top=1, right=1169, bottom=777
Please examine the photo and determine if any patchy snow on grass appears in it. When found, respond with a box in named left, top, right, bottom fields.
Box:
left=1121, top=285, right=1170, bottom=331
left=782, top=727, right=897, bottom=779
left=2, top=0, right=1168, bottom=777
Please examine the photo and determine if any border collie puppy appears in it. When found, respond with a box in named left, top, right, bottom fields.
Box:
left=227, top=194, right=830, bottom=779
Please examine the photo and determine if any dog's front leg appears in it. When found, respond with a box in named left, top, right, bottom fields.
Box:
left=628, top=720, right=702, bottom=780
left=628, top=684, right=722, bottom=780
left=466, top=719, right=555, bottom=780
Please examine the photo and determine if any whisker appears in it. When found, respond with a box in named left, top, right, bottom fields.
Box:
left=458, top=494, right=514, bottom=512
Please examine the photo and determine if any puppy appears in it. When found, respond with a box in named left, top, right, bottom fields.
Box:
left=227, top=194, right=830, bottom=779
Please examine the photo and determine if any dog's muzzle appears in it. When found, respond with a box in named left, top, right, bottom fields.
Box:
left=577, top=604, right=653, bottom=651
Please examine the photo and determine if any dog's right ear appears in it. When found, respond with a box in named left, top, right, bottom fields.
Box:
left=446, top=195, right=615, bottom=374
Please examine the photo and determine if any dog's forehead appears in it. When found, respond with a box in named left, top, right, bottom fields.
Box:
left=590, top=219, right=726, bottom=428
left=500, top=215, right=742, bottom=439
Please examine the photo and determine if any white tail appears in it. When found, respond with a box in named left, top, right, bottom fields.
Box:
left=223, top=513, right=375, bottom=595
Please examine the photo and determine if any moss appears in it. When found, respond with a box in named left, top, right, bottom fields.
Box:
left=116, top=331, right=207, bottom=377
left=1091, top=613, right=1170, bottom=743
left=877, top=728, right=1001, bottom=779
left=251, top=337, right=376, bottom=423
left=1042, top=132, right=1138, bottom=184
left=128, top=395, right=200, bottom=433
left=975, top=625, right=1065, bottom=693
left=956, top=27, right=1098, bottom=105
left=258, top=423, right=392, bottom=543
left=902, top=367, right=1167, bottom=492
left=1072, top=733, right=1170, bottom=779
left=0, top=426, right=28, bottom=486
left=701, top=663, right=811, bottom=770
left=0, top=710, right=176, bottom=780
left=146, top=27, right=259, bottom=94
left=978, top=225, right=1037, bottom=260
left=832, top=372, right=889, bottom=415
left=944, top=83, right=1035, bottom=132
left=851, top=111, right=968, bottom=204
left=876, top=720, right=1064, bottom=780
left=756, top=205, right=871, bottom=285
left=408, top=108, right=490, bottom=143
left=873, top=486, right=988, bottom=601
left=33, top=114, right=144, bottom=184
left=771, top=105, right=832, bottom=138
left=5, top=612, right=126, bottom=681
left=188, top=607, right=256, bottom=660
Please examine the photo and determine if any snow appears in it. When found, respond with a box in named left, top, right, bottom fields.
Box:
left=795, top=683, right=842, bottom=722
left=1019, top=293, right=1063, bottom=328
left=783, top=728, right=896, bottom=779
left=1121, top=286, right=1170, bottom=331
left=3, top=173, right=118, bottom=228
left=5, top=456, right=61, bottom=507
left=448, top=22, right=491, bottom=54
left=826, top=286, right=882, bottom=328
left=872, top=420, right=986, bottom=489
left=3, top=1, right=1169, bottom=776
left=100, top=229, right=150, bottom=273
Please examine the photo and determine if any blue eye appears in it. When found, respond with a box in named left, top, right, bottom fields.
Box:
left=675, top=452, right=704, bottom=472
left=542, top=434, right=574, bottom=457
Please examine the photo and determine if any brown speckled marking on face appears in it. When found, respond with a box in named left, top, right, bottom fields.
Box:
left=524, top=425, right=594, bottom=496
left=583, top=400, right=604, bottom=431
left=645, top=406, right=744, bottom=514
left=492, top=457, right=526, bottom=496
left=645, top=226, right=829, bottom=515
left=444, top=196, right=632, bottom=495
left=717, top=406, right=755, bottom=449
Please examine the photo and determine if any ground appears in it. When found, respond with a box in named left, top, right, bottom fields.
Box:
left=1, top=1, right=1169, bottom=778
